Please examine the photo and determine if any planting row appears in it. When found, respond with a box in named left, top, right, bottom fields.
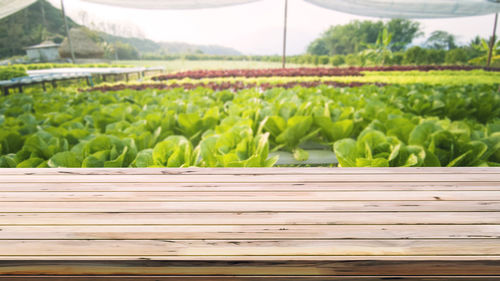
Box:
left=345, top=65, right=500, bottom=72
left=152, top=67, right=364, bottom=80
left=152, top=65, right=500, bottom=80
left=86, top=81, right=385, bottom=92
left=1, top=84, right=499, bottom=168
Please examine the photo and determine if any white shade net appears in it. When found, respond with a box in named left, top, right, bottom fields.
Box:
left=79, top=0, right=260, bottom=9
left=305, top=0, right=500, bottom=18
left=2, top=0, right=499, bottom=19
left=0, top=0, right=37, bottom=19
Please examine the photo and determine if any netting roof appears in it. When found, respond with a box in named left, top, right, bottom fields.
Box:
left=80, top=0, right=260, bottom=10
left=1, top=0, right=499, bottom=19
left=305, top=0, right=500, bottom=18
left=78, top=0, right=500, bottom=18
left=0, top=0, right=37, bottom=19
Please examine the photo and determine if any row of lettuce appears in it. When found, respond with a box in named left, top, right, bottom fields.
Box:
left=0, top=84, right=499, bottom=167
left=152, top=66, right=498, bottom=80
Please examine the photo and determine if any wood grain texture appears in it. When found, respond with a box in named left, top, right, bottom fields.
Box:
left=1, top=239, right=500, bottom=256
left=1, top=260, right=500, bottom=275
left=0, top=168, right=499, bottom=278
left=0, top=225, right=498, bottom=239
left=0, top=191, right=498, bottom=201
left=3, top=256, right=500, bottom=261
left=1, top=212, right=498, bottom=225
left=1, top=201, right=499, bottom=212
left=2, top=277, right=500, bottom=281
left=1, top=174, right=499, bottom=182
left=3, top=182, right=500, bottom=191
left=3, top=167, right=499, bottom=175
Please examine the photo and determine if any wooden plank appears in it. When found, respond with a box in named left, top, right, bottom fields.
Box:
left=3, top=181, right=500, bottom=191
left=0, top=191, right=498, bottom=201
left=1, top=201, right=499, bottom=212
left=1, top=174, right=498, bottom=182
left=0, top=225, right=498, bottom=239
left=1, top=239, right=500, bottom=256
left=3, top=256, right=500, bottom=261
left=1, top=212, right=498, bottom=225
left=0, top=168, right=497, bottom=278
left=1, top=277, right=500, bottom=281
left=3, top=167, right=498, bottom=175
left=0, top=260, right=499, bottom=275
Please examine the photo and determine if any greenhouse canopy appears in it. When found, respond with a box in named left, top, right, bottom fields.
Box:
left=67, top=0, right=500, bottom=18
left=305, top=0, right=500, bottom=19
left=2, top=0, right=500, bottom=19
left=79, top=0, right=260, bottom=9
left=0, top=0, right=37, bottom=19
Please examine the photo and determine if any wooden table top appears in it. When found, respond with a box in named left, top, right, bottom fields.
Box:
left=0, top=167, right=499, bottom=280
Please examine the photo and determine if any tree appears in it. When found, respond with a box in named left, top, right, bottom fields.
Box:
left=386, top=19, right=422, bottom=51
left=114, top=42, right=139, bottom=60
left=445, top=48, right=468, bottom=65
left=403, top=46, right=429, bottom=65
left=307, top=39, right=329, bottom=56
left=425, top=31, right=457, bottom=50
left=468, top=38, right=500, bottom=66
left=307, top=19, right=422, bottom=56
left=361, top=28, right=393, bottom=66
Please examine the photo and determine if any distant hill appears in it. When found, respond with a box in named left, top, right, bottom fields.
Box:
left=158, top=42, right=242, bottom=56
left=0, top=0, right=243, bottom=59
left=0, top=0, right=77, bottom=58
left=100, top=34, right=242, bottom=56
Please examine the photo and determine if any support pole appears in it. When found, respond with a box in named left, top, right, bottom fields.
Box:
left=61, top=0, right=76, bottom=62
left=40, top=0, right=47, bottom=29
left=282, top=0, right=288, bottom=68
left=487, top=13, right=498, bottom=67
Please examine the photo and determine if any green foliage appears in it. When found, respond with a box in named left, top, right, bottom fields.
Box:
left=361, top=28, right=393, bottom=66
left=445, top=48, right=468, bottom=65
left=404, top=46, right=429, bottom=65
left=0, top=83, right=499, bottom=167
left=152, top=136, right=193, bottom=167
left=48, top=151, right=81, bottom=168
left=468, top=38, right=500, bottom=66
left=0, top=66, right=27, bottom=80
left=426, top=31, right=457, bottom=50
left=198, top=125, right=277, bottom=167
left=308, top=19, right=422, bottom=56
left=386, top=19, right=423, bottom=51
left=330, top=55, right=345, bottom=66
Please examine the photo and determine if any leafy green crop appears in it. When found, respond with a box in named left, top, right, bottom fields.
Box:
left=0, top=83, right=499, bottom=167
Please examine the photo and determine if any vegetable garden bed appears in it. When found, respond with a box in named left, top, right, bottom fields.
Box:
left=152, top=65, right=500, bottom=80
left=1, top=82, right=499, bottom=168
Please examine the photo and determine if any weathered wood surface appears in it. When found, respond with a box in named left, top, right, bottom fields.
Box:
left=0, top=168, right=499, bottom=280
left=1, top=277, right=500, bottom=281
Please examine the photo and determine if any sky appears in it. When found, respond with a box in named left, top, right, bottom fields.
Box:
left=47, top=0, right=498, bottom=55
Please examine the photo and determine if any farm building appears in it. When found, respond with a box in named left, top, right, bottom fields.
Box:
left=24, top=41, right=61, bottom=62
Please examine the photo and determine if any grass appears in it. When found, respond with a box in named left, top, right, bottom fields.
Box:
left=113, top=60, right=307, bottom=72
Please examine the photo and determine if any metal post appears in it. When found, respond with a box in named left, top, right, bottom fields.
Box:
left=61, top=0, right=76, bottom=62
left=487, top=13, right=498, bottom=67
left=40, top=0, right=47, bottom=29
left=282, top=0, right=288, bottom=68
